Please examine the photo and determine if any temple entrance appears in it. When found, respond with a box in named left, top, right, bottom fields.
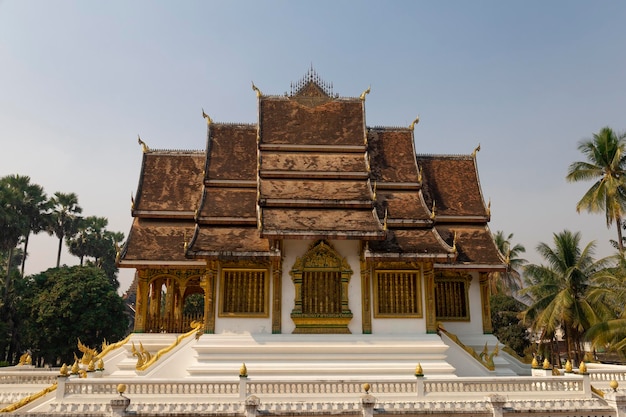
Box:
left=290, top=241, right=353, bottom=334
left=140, top=271, right=205, bottom=333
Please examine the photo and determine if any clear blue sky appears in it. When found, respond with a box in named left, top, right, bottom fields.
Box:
left=2, top=1, right=626, bottom=292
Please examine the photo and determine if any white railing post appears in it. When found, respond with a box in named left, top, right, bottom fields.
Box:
left=415, top=376, right=424, bottom=397
left=605, top=391, right=626, bottom=417
left=361, top=393, right=376, bottom=417
left=245, top=395, right=260, bottom=417
left=486, top=394, right=506, bottom=417
left=581, top=372, right=591, bottom=397
left=239, top=376, right=248, bottom=401
left=55, top=375, right=67, bottom=400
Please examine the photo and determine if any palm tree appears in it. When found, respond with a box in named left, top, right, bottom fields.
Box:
left=67, top=216, right=107, bottom=265
left=566, top=127, right=626, bottom=252
left=5, top=176, right=50, bottom=276
left=48, top=192, right=82, bottom=268
left=520, top=230, right=611, bottom=365
left=585, top=251, right=626, bottom=356
left=490, top=231, right=527, bottom=295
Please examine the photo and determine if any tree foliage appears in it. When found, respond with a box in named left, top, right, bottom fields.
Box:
left=19, top=266, right=128, bottom=366
left=48, top=192, right=83, bottom=268
left=566, top=127, right=626, bottom=252
left=520, top=230, right=612, bottom=364
left=490, top=293, right=531, bottom=357
left=490, top=231, right=527, bottom=296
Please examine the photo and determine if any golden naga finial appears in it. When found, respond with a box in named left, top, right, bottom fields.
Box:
left=472, top=143, right=481, bottom=157
left=372, top=181, right=377, bottom=201
left=251, top=82, right=262, bottom=98
left=418, top=166, right=423, bottom=182
left=430, top=200, right=436, bottom=220
left=137, top=135, right=149, bottom=153
left=183, top=231, right=189, bottom=252
left=409, top=116, right=420, bottom=131
left=360, top=85, right=371, bottom=101
left=486, top=198, right=491, bottom=217
left=202, top=108, right=212, bottom=125
left=130, top=194, right=135, bottom=211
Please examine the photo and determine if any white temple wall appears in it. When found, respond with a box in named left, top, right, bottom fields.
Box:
left=280, top=239, right=363, bottom=334
left=435, top=272, right=484, bottom=335
left=213, top=268, right=273, bottom=334
left=214, top=317, right=273, bottom=334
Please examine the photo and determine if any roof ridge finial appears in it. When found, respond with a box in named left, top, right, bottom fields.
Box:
left=472, top=143, right=481, bottom=157
left=137, top=135, right=149, bottom=153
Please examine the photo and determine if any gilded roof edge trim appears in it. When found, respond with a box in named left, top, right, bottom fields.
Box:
left=472, top=154, right=491, bottom=221
left=131, top=152, right=148, bottom=218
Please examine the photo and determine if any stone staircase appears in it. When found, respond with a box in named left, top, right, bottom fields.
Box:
left=186, top=333, right=457, bottom=380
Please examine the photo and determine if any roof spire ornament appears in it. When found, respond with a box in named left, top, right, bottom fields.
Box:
left=360, top=86, right=371, bottom=101
left=137, top=135, right=149, bottom=153
left=472, top=143, right=481, bottom=157
left=409, top=116, right=420, bottom=131
left=251, top=82, right=262, bottom=98
left=202, top=108, right=212, bottom=125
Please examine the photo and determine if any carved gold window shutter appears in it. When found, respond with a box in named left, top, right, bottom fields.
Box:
left=434, top=273, right=471, bottom=321
left=219, top=269, right=269, bottom=317
left=290, top=240, right=353, bottom=334
left=374, top=270, right=422, bottom=317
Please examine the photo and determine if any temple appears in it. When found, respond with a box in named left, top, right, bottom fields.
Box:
left=118, top=69, right=506, bottom=338
left=4, top=71, right=625, bottom=416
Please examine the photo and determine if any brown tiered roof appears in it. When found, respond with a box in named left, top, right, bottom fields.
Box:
left=256, top=78, right=385, bottom=240
left=133, top=151, right=205, bottom=217
left=120, top=71, right=505, bottom=272
left=418, top=155, right=489, bottom=221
